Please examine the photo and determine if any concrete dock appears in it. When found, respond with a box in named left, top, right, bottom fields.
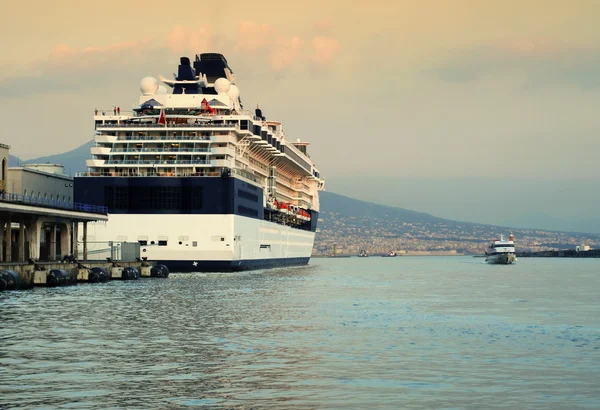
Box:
left=0, top=259, right=169, bottom=291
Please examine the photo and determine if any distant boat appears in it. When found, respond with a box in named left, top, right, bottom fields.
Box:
left=382, top=250, right=397, bottom=257
left=358, top=249, right=369, bottom=257
left=485, top=233, right=517, bottom=265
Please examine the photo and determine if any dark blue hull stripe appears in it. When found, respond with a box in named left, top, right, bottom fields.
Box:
left=158, top=257, right=310, bottom=272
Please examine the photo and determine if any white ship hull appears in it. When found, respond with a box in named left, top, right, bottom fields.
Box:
left=80, top=214, right=315, bottom=272
left=485, top=253, right=517, bottom=265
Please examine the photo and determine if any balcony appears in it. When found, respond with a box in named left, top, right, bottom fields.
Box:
left=86, top=159, right=106, bottom=167
left=210, top=147, right=236, bottom=156
left=90, top=146, right=111, bottom=156
left=105, top=159, right=211, bottom=166
left=209, top=159, right=232, bottom=167
left=111, top=148, right=210, bottom=153
left=96, top=122, right=239, bottom=130
left=94, top=134, right=117, bottom=144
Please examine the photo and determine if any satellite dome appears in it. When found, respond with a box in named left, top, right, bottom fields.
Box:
left=227, top=84, right=240, bottom=100
left=156, top=85, right=168, bottom=95
left=140, top=77, right=158, bottom=95
left=214, top=77, right=231, bottom=94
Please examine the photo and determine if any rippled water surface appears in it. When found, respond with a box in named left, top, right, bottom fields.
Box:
left=1, top=257, right=599, bottom=409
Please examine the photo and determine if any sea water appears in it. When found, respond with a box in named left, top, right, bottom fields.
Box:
left=1, top=257, right=598, bottom=408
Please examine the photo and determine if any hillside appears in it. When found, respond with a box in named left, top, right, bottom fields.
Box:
left=316, top=191, right=600, bottom=255
left=9, top=141, right=93, bottom=176
left=319, top=191, right=444, bottom=224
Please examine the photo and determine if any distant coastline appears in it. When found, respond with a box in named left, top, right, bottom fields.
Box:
left=517, top=249, right=600, bottom=258
left=313, top=250, right=465, bottom=258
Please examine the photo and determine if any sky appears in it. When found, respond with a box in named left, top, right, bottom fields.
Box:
left=1, top=0, right=599, bottom=232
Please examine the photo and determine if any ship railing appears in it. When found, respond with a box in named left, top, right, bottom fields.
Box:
left=120, top=136, right=213, bottom=141
left=94, top=110, right=135, bottom=116
left=104, top=160, right=211, bottom=165
left=97, top=123, right=239, bottom=129
left=0, top=192, right=108, bottom=214
left=110, top=148, right=211, bottom=153
left=75, top=171, right=221, bottom=177
left=231, top=168, right=260, bottom=183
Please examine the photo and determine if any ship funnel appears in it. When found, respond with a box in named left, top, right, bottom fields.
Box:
left=255, top=104, right=265, bottom=120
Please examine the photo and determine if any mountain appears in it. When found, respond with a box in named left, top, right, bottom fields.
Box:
left=319, top=191, right=445, bottom=224
left=8, top=154, right=21, bottom=167
left=9, top=140, right=93, bottom=176
left=315, top=191, right=600, bottom=255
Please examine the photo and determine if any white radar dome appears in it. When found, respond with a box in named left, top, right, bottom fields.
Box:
left=140, top=76, right=159, bottom=95
left=227, top=84, right=240, bottom=100
left=214, top=77, right=231, bottom=94
left=156, top=85, right=168, bottom=95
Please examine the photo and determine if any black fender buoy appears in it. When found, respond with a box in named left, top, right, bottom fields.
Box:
left=47, top=269, right=70, bottom=287
left=89, top=267, right=109, bottom=283
left=0, top=270, right=21, bottom=291
left=150, top=264, right=169, bottom=278
left=121, top=267, right=140, bottom=280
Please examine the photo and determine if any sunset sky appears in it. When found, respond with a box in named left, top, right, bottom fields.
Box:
left=1, top=0, right=599, bottom=230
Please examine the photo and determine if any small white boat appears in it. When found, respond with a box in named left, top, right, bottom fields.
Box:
left=485, top=233, right=517, bottom=264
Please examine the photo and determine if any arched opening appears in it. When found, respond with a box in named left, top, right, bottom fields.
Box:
left=1, top=158, right=5, bottom=193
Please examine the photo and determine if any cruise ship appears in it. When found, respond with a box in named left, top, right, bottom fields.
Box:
left=74, top=53, right=325, bottom=272
left=485, top=233, right=517, bottom=265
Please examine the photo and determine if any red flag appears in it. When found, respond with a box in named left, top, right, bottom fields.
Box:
left=158, top=107, right=166, bottom=126
left=201, top=98, right=216, bottom=114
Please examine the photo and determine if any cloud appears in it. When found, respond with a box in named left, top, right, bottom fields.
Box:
left=0, top=39, right=161, bottom=98
left=313, top=19, right=333, bottom=33
left=311, top=36, right=341, bottom=65
left=167, top=25, right=213, bottom=54
left=429, top=41, right=600, bottom=89
left=270, top=36, right=305, bottom=71
left=0, top=21, right=342, bottom=98
left=236, top=21, right=274, bottom=52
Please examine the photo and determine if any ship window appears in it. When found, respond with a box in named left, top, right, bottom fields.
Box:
left=139, top=240, right=148, bottom=246
left=192, top=241, right=197, bottom=247
left=238, top=205, right=259, bottom=217
left=158, top=240, right=167, bottom=246
left=238, top=189, right=259, bottom=202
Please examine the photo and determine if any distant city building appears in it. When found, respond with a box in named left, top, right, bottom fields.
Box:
left=576, top=245, right=591, bottom=252
left=7, top=164, right=73, bottom=203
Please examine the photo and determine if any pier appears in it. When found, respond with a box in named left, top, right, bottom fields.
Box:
left=0, top=193, right=108, bottom=263
left=0, top=259, right=170, bottom=291
left=0, top=194, right=170, bottom=291
left=517, top=249, right=600, bottom=258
